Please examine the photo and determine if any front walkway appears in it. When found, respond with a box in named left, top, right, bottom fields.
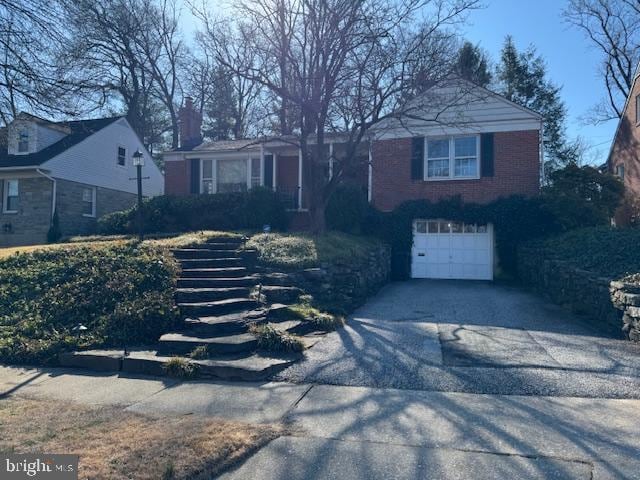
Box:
left=276, top=280, right=640, bottom=398
left=1, top=366, right=639, bottom=479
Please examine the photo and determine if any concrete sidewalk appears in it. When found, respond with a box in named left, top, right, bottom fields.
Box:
left=2, top=365, right=639, bottom=479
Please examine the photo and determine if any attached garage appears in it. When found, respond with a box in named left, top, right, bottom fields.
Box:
left=411, top=220, right=494, bottom=280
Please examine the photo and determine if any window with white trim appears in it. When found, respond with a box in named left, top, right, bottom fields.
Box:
left=117, top=146, right=126, bottom=166
left=3, top=179, right=19, bottom=213
left=201, top=158, right=250, bottom=194
left=425, top=136, right=479, bottom=180
left=18, top=130, right=29, bottom=153
left=636, top=95, right=640, bottom=124
left=82, top=187, right=96, bottom=217
left=250, top=157, right=261, bottom=188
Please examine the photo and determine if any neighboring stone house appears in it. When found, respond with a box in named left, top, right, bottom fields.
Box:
left=164, top=79, right=542, bottom=280
left=0, top=113, right=164, bottom=246
left=608, top=63, right=640, bottom=225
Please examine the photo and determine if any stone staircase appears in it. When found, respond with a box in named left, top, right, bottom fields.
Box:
left=60, top=236, right=307, bottom=381
left=153, top=236, right=303, bottom=379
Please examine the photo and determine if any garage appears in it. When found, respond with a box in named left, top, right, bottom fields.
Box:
left=411, top=220, right=494, bottom=280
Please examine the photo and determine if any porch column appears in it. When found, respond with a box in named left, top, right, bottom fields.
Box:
left=298, top=147, right=303, bottom=210
left=329, top=142, right=334, bottom=180
left=273, top=153, right=278, bottom=190
left=260, top=143, right=265, bottom=186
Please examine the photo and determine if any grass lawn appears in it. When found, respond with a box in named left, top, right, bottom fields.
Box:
left=0, top=397, right=283, bottom=480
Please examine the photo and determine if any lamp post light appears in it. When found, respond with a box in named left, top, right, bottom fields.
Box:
left=132, top=149, right=145, bottom=241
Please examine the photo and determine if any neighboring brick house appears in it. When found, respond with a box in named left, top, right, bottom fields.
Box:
left=0, top=113, right=164, bottom=246
left=607, top=64, right=640, bottom=225
left=164, top=79, right=542, bottom=280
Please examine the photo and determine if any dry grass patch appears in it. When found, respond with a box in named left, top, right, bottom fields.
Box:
left=0, top=398, right=283, bottom=480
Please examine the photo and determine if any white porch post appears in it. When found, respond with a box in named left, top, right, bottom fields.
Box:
left=260, top=144, right=265, bottom=186
left=329, top=142, right=334, bottom=180
left=367, top=140, right=373, bottom=203
left=273, top=153, right=278, bottom=190
left=298, top=147, right=303, bottom=210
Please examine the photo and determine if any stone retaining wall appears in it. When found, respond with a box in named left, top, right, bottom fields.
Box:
left=262, top=244, right=391, bottom=312
left=518, top=245, right=638, bottom=340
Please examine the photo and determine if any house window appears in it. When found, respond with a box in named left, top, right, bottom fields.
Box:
left=217, top=159, right=248, bottom=193
left=117, top=146, right=126, bottom=166
left=82, top=187, right=96, bottom=217
left=18, top=130, right=29, bottom=153
left=425, top=136, right=479, bottom=180
left=616, top=164, right=625, bottom=180
left=201, top=158, right=249, bottom=194
left=250, top=158, right=261, bottom=188
left=2, top=179, right=19, bottom=213
left=426, top=139, right=450, bottom=178
left=636, top=95, right=640, bottom=124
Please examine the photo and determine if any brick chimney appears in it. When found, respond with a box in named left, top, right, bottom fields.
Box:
left=178, top=96, right=202, bottom=149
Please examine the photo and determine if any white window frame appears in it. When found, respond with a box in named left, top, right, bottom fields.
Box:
left=200, top=157, right=253, bottom=194
left=250, top=157, right=261, bottom=188
left=117, top=145, right=127, bottom=167
left=18, top=130, right=29, bottom=153
left=2, top=179, right=19, bottom=214
left=424, top=135, right=480, bottom=181
left=81, top=186, right=97, bottom=218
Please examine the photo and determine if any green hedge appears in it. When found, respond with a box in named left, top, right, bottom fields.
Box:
left=98, top=188, right=288, bottom=235
left=0, top=243, right=180, bottom=364
left=524, top=226, right=640, bottom=279
left=325, top=184, right=370, bottom=234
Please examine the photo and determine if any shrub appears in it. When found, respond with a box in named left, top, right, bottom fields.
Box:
left=542, top=164, right=624, bottom=231
left=163, top=357, right=199, bottom=379
left=325, top=184, right=369, bottom=234
left=97, top=188, right=288, bottom=235
left=0, top=243, right=180, bottom=364
left=249, top=324, right=305, bottom=353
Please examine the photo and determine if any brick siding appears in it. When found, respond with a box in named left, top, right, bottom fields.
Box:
left=165, top=159, right=191, bottom=195
left=371, top=130, right=541, bottom=211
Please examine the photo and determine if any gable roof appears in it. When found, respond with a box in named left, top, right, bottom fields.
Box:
left=606, top=60, right=640, bottom=164
left=0, top=116, right=123, bottom=169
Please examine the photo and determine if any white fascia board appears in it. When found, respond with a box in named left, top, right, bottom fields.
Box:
left=374, top=118, right=542, bottom=140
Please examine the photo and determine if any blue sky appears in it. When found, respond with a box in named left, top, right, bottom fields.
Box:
left=182, top=0, right=618, bottom=164
left=462, top=0, right=616, bottom=164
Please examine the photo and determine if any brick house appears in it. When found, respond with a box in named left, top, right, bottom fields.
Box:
left=0, top=113, right=164, bottom=246
left=164, top=79, right=542, bottom=280
left=607, top=64, right=640, bottom=225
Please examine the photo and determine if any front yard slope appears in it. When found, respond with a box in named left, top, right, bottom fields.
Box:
left=0, top=241, right=180, bottom=364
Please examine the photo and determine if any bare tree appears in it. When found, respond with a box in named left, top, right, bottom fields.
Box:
left=564, top=0, right=640, bottom=122
left=194, top=0, right=478, bottom=231
left=0, top=0, right=88, bottom=125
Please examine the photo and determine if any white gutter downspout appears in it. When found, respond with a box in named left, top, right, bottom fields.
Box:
left=36, top=169, right=57, bottom=219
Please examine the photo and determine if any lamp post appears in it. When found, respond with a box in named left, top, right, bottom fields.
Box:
left=132, top=149, right=145, bottom=241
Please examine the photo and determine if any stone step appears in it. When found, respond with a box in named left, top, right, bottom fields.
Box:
left=188, top=242, right=240, bottom=250
left=177, top=276, right=261, bottom=289
left=206, top=236, right=245, bottom=244
left=176, top=287, right=252, bottom=303
left=183, top=309, right=267, bottom=336
left=180, top=267, right=250, bottom=278
left=178, top=297, right=259, bottom=316
left=172, top=248, right=246, bottom=259
left=179, top=257, right=245, bottom=269
left=157, top=332, right=258, bottom=355
left=60, top=349, right=299, bottom=381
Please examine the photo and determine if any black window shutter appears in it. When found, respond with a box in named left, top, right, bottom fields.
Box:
left=190, top=158, right=201, bottom=194
left=411, top=137, right=425, bottom=180
left=480, top=133, right=494, bottom=177
left=264, top=154, right=274, bottom=188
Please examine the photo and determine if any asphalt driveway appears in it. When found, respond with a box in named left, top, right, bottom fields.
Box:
left=276, top=280, right=640, bottom=398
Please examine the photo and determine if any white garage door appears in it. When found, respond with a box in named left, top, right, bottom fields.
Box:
left=411, top=219, right=493, bottom=280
